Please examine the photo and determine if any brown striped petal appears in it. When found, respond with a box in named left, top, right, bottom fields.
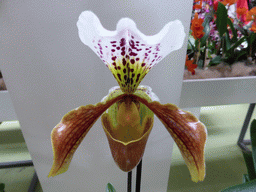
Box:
left=48, top=94, right=126, bottom=177
left=131, top=94, right=207, bottom=182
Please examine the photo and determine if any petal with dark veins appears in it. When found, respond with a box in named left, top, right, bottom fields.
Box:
left=131, top=94, right=207, bottom=182
left=48, top=94, right=126, bottom=177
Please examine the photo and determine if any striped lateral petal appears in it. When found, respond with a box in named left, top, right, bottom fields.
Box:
left=48, top=94, right=126, bottom=177
left=131, top=94, right=207, bottom=182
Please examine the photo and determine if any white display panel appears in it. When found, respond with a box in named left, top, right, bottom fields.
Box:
left=0, top=1, right=193, bottom=191
left=180, top=77, right=256, bottom=108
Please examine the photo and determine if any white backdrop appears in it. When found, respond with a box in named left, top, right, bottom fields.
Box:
left=0, top=1, right=193, bottom=191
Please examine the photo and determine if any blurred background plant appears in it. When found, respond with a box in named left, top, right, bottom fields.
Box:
left=106, top=183, right=116, bottom=192
left=0, top=183, right=5, bottom=192
left=221, top=119, right=256, bottom=191
left=186, top=0, right=256, bottom=75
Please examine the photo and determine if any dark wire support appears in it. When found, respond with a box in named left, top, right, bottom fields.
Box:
left=135, top=159, right=142, bottom=192
left=237, top=103, right=256, bottom=153
left=127, top=171, right=132, bottom=192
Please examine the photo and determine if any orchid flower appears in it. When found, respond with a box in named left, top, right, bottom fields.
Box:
left=48, top=11, right=207, bottom=182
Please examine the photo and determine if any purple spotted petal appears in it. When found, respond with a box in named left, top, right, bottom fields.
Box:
left=77, top=11, right=185, bottom=93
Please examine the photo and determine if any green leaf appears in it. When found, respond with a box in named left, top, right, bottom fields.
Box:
left=250, top=119, right=256, bottom=171
left=106, top=183, right=116, bottom=192
left=249, top=33, right=256, bottom=45
left=236, top=50, right=247, bottom=61
left=208, top=55, right=222, bottom=66
left=224, top=32, right=231, bottom=52
left=216, top=2, right=228, bottom=37
left=243, top=174, right=250, bottom=183
left=234, top=24, right=248, bottom=36
left=221, top=179, right=256, bottom=192
left=227, top=17, right=237, bottom=42
left=242, top=150, right=256, bottom=181
left=226, top=37, right=246, bottom=55
left=0, top=183, right=5, bottom=191
left=188, top=38, right=196, bottom=52
left=200, top=14, right=211, bottom=47
left=197, top=59, right=204, bottom=69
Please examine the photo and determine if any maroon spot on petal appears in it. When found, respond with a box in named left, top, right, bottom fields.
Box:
left=117, top=66, right=121, bottom=70
left=141, top=44, right=145, bottom=46
left=110, top=41, right=117, bottom=44
left=122, top=58, right=126, bottom=66
left=111, top=49, right=115, bottom=52
left=148, top=50, right=151, bottom=53
left=124, top=75, right=127, bottom=80
left=121, top=52, right=125, bottom=56
left=112, top=56, right=116, bottom=61
left=105, top=46, right=108, bottom=48
left=136, top=74, right=140, bottom=83
left=112, top=62, right=116, bottom=66
left=117, top=47, right=120, bottom=50
left=117, top=73, right=121, bottom=81
left=145, top=53, right=148, bottom=56
left=136, top=41, right=139, bottom=43
left=130, top=59, right=135, bottom=64
left=136, top=58, right=140, bottom=61
left=112, top=44, right=116, bottom=47
left=130, top=52, right=137, bottom=56
left=123, top=68, right=126, bottom=73
left=131, top=36, right=134, bottom=39
left=132, top=73, right=135, bottom=78
left=120, top=38, right=126, bottom=47
left=127, top=78, right=130, bottom=83
left=129, top=40, right=135, bottom=48
left=131, top=69, right=134, bottom=72
left=126, top=55, right=130, bottom=59
left=114, top=67, right=117, bottom=70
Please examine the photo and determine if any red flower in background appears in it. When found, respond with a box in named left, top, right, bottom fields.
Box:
left=185, top=55, right=197, bottom=75
left=237, top=0, right=249, bottom=24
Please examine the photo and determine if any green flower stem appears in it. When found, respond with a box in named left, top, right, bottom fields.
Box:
left=203, top=38, right=209, bottom=69
left=196, top=40, right=201, bottom=65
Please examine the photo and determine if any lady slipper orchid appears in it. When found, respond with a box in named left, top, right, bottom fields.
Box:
left=48, top=11, right=207, bottom=183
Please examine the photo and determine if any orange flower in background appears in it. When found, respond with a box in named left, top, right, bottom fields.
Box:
left=191, top=13, right=205, bottom=39
left=246, top=7, right=256, bottom=21
left=237, top=7, right=247, bottom=16
left=221, top=0, right=237, bottom=6
left=185, top=55, right=197, bottom=75
left=193, top=0, right=203, bottom=10
left=250, top=22, right=256, bottom=33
